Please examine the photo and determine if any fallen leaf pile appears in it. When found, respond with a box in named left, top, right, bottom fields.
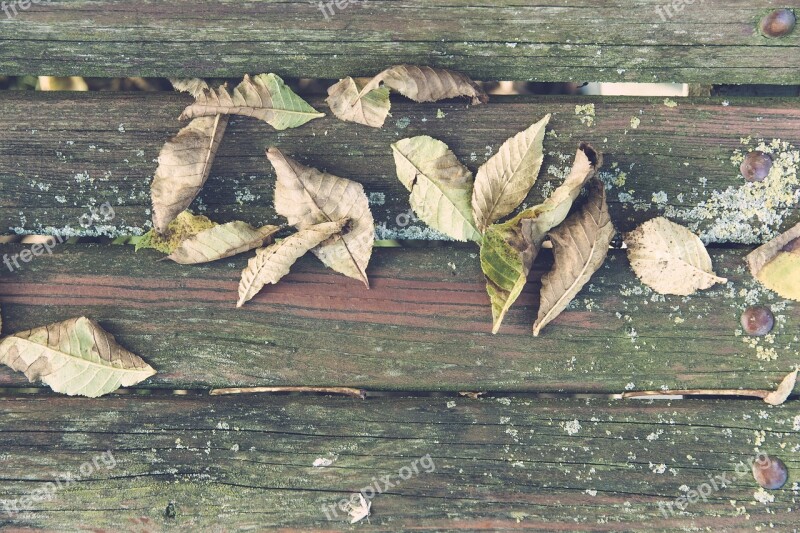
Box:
left=391, top=114, right=613, bottom=335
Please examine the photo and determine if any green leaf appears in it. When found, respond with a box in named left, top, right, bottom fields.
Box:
left=179, top=73, right=324, bottom=130
left=0, top=317, right=156, bottom=397
left=391, top=135, right=481, bottom=243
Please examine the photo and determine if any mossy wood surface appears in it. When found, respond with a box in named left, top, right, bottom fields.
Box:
left=0, top=0, right=798, bottom=84
left=1, top=92, right=799, bottom=242
left=0, top=244, right=795, bottom=393
left=0, top=395, right=797, bottom=531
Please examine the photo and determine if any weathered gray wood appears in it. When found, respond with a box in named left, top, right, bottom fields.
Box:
left=0, top=1, right=798, bottom=83
left=1, top=92, right=799, bottom=243
left=0, top=244, right=796, bottom=393
left=0, top=395, right=797, bottom=530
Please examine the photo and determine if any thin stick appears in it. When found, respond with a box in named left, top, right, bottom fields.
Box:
left=622, top=389, right=768, bottom=400
left=210, top=386, right=367, bottom=399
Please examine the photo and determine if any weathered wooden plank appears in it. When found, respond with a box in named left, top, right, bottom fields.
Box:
left=0, top=1, right=798, bottom=83
left=1, top=92, right=799, bottom=244
left=0, top=244, right=796, bottom=392
left=0, top=395, right=797, bottom=530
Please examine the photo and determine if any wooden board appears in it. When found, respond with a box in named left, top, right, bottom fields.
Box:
left=1, top=92, right=799, bottom=243
left=0, top=395, right=797, bottom=530
left=0, top=244, right=795, bottom=393
left=0, top=1, right=798, bottom=84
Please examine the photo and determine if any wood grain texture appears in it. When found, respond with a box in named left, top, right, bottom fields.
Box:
left=0, top=395, right=797, bottom=530
left=0, top=244, right=796, bottom=392
left=0, top=1, right=798, bottom=83
left=1, top=92, right=799, bottom=242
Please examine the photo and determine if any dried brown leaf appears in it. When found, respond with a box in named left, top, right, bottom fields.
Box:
left=151, top=114, right=228, bottom=233
left=269, top=147, right=374, bottom=287
left=237, top=220, right=347, bottom=307
left=764, top=370, right=798, bottom=406
left=533, top=179, right=614, bottom=336
left=625, top=217, right=727, bottom=295
left=165, top=221, right=280, bottom=265
left=355, top=65, right=488, bottom=106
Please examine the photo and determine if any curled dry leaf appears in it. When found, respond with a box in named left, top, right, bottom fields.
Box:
left=480, top=143, right=602, bottom=333
left=746, top=222, right=800, bottom=301
left=625, top=217, right=727, bottom=296
left=170, top=78, right=210, bottom=98
left=165, top=221, right=280, bottom=265
left=269, top=148, right=374, bottom=287
left=328, top=65, right=487, bottom=128
left=179, top=73, right=324, bottom=130
left=151, top=114, right=228, bottom=233
left=0, top=317, right=156, bottom=397
left=326, top=77, right=390, bottom=128
left=763, top=369, right=798, bottom=406
left=347, top=493, right=371, bottom=524
left=472, top=115, right=550, bottom=233
left=237, top=220, right=347, bottom=307
left=391, top=136, right=481, bottom=242
left=533, top=178, right=614, bottom=336
left=136, top=211, right=217, bottom=254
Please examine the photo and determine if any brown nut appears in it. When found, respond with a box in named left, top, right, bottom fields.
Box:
left=740, top=151, right=773, bottom=182
left=759, top=8, right=796, bottom=38
left=752, top=454, right=789, bottom=490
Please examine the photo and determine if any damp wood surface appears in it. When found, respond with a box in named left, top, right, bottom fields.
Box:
left=0, top=0, right=798, bottom=84
left=0, top=243, right=795, bottom=393
left=0, top=395, right=798, bottom=531
left=1, top=91, right=799, bottom=241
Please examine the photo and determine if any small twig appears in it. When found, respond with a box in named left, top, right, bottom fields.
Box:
left=622, top=389, right=769, bottom=400
left=209, top=386, right=367, bottom=399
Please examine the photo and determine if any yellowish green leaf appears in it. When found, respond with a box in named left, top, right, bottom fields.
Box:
left=180, top=74, right=324, bottom=130
left=0, top=317, right=156, bottom=397
left=135, top=211, right=217, bottom=254
left=326, top=76, right=391, bottom=128
left=472, top=114, right=550, bottom=232
left=237, top=221, right=347, bottom=308
left=269, top=148, right=375, bottom=288
left=625, top=217, right=727, bottom=295
left=391, top=135, right=481, bottom=242
left=533, top=179, right=614, bottom=336
left=165, top=221, right=280, bottom=265
left=747, top=222, right=800, bottom=301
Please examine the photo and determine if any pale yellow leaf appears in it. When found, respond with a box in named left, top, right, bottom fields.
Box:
left=391, top=136, right=481, bottom=242
left=472, top=114, right=551, bottom=232
left=747, top=222, right=800, bottom=302
left=269, top=148, right=375, bottom=287
left=326, top=77, right=391, bottom=128
left=355, top=65, right=488, bottom=106
left=179, top=74, right=324, bottom=130
left=165, top=221, right=280, bottom=265
left=763, top=370, right=798, bottom=406
left=480, top=143, right=602, bottom=333
left=170, top=78, right=210, bottom=98
left=0, top=317, right=156, bottom=397
left=534, top=178, right=614, bottom=336
left=625, top=217, right=727, bottom=295
left=237, top=220, right=347, bottom=308
left=151, top=114, right=228, bottom=233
